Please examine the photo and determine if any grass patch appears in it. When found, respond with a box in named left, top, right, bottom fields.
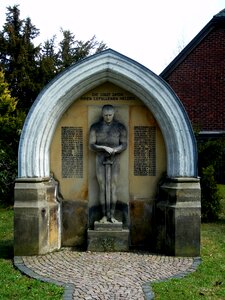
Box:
left=0, top=207, right=64, bottom=300
left=152, top=184, right=225, bottom=299
left=218, top=184, right=225, bottom=219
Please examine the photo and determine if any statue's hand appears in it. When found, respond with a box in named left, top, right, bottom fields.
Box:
left=103, top=146, right=115, bottom=155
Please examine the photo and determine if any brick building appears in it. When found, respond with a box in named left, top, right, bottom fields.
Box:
left=161, top=9, right=225, bottom=137
left=160, top=9, right=225, bottom=182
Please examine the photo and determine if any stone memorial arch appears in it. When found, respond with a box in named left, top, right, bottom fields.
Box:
left=14, top=49, right=201, bottom=256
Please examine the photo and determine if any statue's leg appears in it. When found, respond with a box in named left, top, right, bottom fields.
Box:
left=110, top=159, right=119, bottom=222
left=96, top=156, right=106, bottom=219
left=105, top=163, right=112, bottom=221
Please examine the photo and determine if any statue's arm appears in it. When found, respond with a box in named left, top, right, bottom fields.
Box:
left=113, top=125, right=127, bottom=154
left=89, top=126, right=110, bottom=153
left=89, top=127, right=100, bottom=152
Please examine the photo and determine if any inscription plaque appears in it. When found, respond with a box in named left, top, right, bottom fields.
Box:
left=134, top=126, right=156, bottom=176
left=80, top=92, right=136, bottom=101
left=61, top=127, right=83, bottom=178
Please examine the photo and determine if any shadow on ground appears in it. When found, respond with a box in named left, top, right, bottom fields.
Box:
left=0, top=239, right=13, bottom=259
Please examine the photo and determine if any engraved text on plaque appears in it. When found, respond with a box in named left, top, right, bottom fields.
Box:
left=134, top=126, right=156, bottom=176
left=61, top=127, right=83, bottom=178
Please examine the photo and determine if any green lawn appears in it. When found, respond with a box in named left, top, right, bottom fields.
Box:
left=152, top=184, right=225, bottom=299
left=218, top=184, right=225, bottom=219
left=0, top=207, right=64, bottom=300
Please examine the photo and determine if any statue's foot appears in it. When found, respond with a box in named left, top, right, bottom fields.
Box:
left=110, top=217, right=120, bottom=224
left=99, top=216, right=108, bottom=223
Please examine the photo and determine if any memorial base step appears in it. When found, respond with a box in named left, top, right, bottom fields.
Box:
left=87, top=226, right=129, bottom=252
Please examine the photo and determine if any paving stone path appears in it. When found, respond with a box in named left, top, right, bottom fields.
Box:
left=14, top=248, right=200, bottom=300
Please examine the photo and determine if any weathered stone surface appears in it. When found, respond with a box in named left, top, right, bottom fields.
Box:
left=159, top=177, right=201, bottom=203
left=156, top=177, right=201, bottom=256
left=94, top=221, right=123, bottom=231
left=61, top=200, right=88, bottom=247
left=169, top=205, right=201, bottom=256
left=87, top=229, right=129, bottom=252
left=14, top=178, right=61, bottom=256
left=129, top=199, right=153, bottom=249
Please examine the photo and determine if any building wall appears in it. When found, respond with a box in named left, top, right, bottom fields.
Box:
left=163, top=26, right=225, bottom=132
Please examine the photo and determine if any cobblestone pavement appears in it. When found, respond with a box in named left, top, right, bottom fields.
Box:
left=14, top=249, right=200, bottom=300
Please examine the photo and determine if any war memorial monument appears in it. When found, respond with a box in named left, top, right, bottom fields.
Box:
left=14, top=49, right=201, bottom=256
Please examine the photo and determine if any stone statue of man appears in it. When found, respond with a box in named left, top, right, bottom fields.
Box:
left=89, top=105, right=127, bottom=223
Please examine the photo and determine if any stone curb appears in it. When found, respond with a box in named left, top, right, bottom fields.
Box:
left=142, top=257, right=201, bottom=300
left=14, top=255, right=201, bottom=300
left=14, top=256, right=74, bottom=299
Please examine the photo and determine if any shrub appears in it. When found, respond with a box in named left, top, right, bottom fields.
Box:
left=200, top=165, right=221, bottom=222
left=198, top=137, right=225, bottom=183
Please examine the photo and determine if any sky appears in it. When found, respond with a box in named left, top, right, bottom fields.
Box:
left=0, top=0, right=225, bottom=74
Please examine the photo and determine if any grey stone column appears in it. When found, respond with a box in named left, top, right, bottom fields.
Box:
left=156, top=177, right=201, bottom=257
left=14, top=177, right=61, bottom=256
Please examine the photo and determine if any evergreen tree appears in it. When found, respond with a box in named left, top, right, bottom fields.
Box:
left=38, top=36, right=59, bottom=85
left=0, top=69, right=25, bottom=204
left=0, top=5, right=40, bottom=111
left=58, top=29, right=107, bottom=71
left=58, top=29, right=77, bottom=71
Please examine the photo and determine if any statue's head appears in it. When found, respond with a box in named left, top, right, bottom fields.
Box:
left=102, top=105, right=115, bottom=124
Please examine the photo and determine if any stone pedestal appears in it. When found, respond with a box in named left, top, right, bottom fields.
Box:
left=14, top=177, right=61, bottom=256
left=87, top=221, right=129, bottom=251
left=156, top=177, right=201, bottom=257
